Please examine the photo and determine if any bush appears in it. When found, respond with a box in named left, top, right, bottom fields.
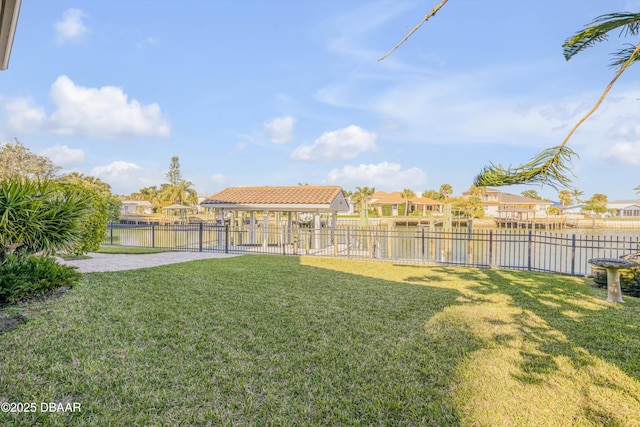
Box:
left=0, top=255, right=81, bottom=303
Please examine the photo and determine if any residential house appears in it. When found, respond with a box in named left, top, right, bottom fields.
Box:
left=606, top=199, right=640, bottom=218
left=369, top=191, right=443, bottom=216
left=462, top=188, right=552, bottom=219
left=121, top=200, right=153, bottom=215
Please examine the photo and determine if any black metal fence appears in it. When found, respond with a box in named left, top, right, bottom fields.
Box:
left=103, top=223, right=640, bottom=276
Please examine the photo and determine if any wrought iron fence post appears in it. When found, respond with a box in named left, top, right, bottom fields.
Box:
left=198, top=222, right=203, bottom=252
left=225, top=225, right=230, bottom=254
left=421, top=227, right=425, bottom=263
left=109, top=222, right=113, bottom=245
left=467, top=224, right=473, bottom=266
left=488, top=230, right=493, bottom=267
left=151, top=223, right=155, bottom=248
left=571, top=234, right=576, bottom=275
left=527, top=230, right=532, bottom=271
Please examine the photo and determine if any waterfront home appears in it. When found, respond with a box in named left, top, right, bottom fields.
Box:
left=606, top=199, right=640, bottom=218
left=369, top=191, right=443, bottom=216
left=121, top=200, right=153, bottom=215
left=462, top=188, right=552, bottom=218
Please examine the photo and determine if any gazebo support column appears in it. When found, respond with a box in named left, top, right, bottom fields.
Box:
left=263, top=210, right=269, bottom=249
left=249, top=211, right=256, bottom=245
left=331, top=212, right=337, bottom=241
left=314, top=211, right=321, bottom=251
left=217, top=209, right=225, bottom=247
left=287, top=212, right=293, bottom=244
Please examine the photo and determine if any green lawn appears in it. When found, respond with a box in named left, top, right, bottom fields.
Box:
left=0, top=255, right=639, bottom=426
left=96, top=245, right=168, bottom=254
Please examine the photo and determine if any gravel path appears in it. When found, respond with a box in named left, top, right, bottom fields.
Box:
left=62, top=252, right=240, bottom=273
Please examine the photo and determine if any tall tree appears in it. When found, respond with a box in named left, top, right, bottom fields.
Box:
left=558, top=190, right=573, bottom=206
left=0, top=139, right=60, bottom=181
left=351, top=186, right=375, bottom=214
left=166, top=156, right=182, bottom=187
left=571, top=189, right=584, bottom=204
left=160, top=156, right=198, bottom=206
left=421, top=189, right=441, bottom=200
left=400, top=188, right=415, bottom=216
left=439, top=183, right=453, bottom=200
left=380, top=4, right=640, bottom=190
left=635, top=185, right=640, bottom=195
left=58, top=172, right=122, bottom=223
left=584, top=193, right=608, bottom=217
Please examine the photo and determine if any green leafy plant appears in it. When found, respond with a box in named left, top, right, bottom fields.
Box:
left=0, top=254, right=81, bottom=303
left=0, top=179, right=91, bottom=260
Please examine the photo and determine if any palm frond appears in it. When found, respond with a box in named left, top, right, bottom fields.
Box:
left=474, top=146, right=578, bottom=190
left=563, top=13, right=640, bottom=60
left=608, top=43, right=640, bottom=68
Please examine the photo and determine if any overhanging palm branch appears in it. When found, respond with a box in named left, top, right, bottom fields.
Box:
left=562, top=13, right=640, bottom=64
left=474, top=146, right=577, bottom=190
left=381, top=6, right=640, bottom=190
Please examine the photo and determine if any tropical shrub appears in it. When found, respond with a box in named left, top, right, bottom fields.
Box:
left=58, top=182, right=109, bottom=255
left=0, top=255, right=81, bottom=303
left=0, top=179, right=91, bottom=260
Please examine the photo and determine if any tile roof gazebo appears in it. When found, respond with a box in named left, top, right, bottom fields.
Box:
left=200, top=185, right=349, bottom=250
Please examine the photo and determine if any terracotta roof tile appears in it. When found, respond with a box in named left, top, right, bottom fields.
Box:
left=202, top=186, right=343, bottom=205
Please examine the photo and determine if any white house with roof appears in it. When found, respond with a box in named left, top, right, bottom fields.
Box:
left=462, top=188, right=552, bottom=218
left=121, top=200, right=153, bottom=215
left=606, top=199, right=640, bottom=218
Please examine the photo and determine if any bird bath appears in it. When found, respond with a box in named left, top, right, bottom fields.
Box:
left=588, top=258, right=637, bottom=303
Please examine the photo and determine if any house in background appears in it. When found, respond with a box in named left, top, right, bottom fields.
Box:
left=121, top=200, right=153, bottom=215
left=606, top=199, right=640, bottom=218
left=369, top=191, right=443, bottom=216
left=462, top=188, right=552, bottom=219
left=561, top=204, right=586, bottom=219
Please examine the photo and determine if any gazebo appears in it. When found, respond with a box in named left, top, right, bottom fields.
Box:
left=162, top=204, right=191, bottom=222
left=200, top=186, right=350, bottom=249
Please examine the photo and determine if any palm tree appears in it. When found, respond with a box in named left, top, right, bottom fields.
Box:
left=350, top=187, right=373, bottom=213
left=571, top=189, right=584, bottom=205
left=161, top=179, right=198, bottom=206
left=558, top=190, right=573, bottom=206
left=400, top=188, right=415, bottom=216
left=635, top=185, right=640, bottom=195
left=439, top=183, right=453, bottom=200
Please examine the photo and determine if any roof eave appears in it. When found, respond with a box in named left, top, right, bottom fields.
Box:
left=0, top=0, right=22, bottom=71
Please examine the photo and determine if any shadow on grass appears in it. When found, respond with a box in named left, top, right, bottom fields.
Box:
left=402, top=265, right=640, bottom=425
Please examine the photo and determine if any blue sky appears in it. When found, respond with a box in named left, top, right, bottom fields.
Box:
left=2, top=1, right=640, bottom=201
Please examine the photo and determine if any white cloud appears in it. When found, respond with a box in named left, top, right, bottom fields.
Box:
left=264, top=116, right=294, bottom=144
left=40, top=145, right=85, bottom=167
left=4, top=97, right=46, bottom=132
left=292, top=125, right=376, bottom=162
left=136, top=37, right=160, bottom=49
left=326, top=162, right=427, bottom=190
left=602, top=141, right=640, bottom=165
left=48, top=75, right=170, bottom=139
left=228, top=142, right=248, bottom=156
left=91, top=161, right=152, bottom=194
left=54, top=9, right=88, bottom=45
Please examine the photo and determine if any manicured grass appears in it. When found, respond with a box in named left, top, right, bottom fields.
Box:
left=0, top=255, right=639, bottom=426
left=96, top=245, right=168, bottom=254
